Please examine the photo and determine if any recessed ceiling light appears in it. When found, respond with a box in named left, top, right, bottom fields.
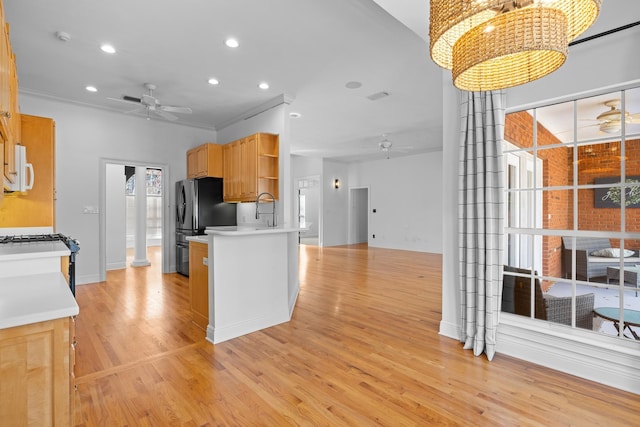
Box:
left=289, top=112, right=301, bottom=119
left=208, top=78, right=219, bottom=85
left=225, top=38, right=239, bottom=48
left=345, top=81, right=362, bottom=89
left=100, top=44, right=116, bottom=54
left=258, top=82, right=269, bottom=90
left=85, top=86, right=97, bottom=92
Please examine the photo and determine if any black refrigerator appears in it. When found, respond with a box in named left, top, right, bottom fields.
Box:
left=175, top=177, right=236, bottom=276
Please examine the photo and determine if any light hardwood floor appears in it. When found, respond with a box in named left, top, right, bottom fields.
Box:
left=73, top=244, right=639, bottom=426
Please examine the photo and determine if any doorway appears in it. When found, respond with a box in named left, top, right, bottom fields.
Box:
left=349, top=187, right=369, bottom=244
left=100, top=159, right=171, bottom=282
left=504, top=142, right=543, bottom=273
left=297, top=176, right=320, bottom=246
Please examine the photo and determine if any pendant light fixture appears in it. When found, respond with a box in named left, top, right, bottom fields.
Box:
left=429, top=0, right=601, bottom=91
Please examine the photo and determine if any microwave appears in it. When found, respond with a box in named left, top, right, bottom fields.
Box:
left=3, top=145, right=34, bottom=193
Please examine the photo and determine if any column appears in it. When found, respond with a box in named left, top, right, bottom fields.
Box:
left=131, top=166, right=150, bottom=267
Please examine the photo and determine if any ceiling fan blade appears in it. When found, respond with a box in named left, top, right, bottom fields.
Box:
left=124, top=107, right=146, bottom=115
left=107, top=96, right=142, bottom=105
left=160, top=105, right=192, bottom=114
left=629, top=113, right=640, bottom=124
left=153, top=109, right=178, bottom=121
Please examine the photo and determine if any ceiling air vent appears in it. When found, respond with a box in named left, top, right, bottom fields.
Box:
left=366, top=91, right=390, bottom=101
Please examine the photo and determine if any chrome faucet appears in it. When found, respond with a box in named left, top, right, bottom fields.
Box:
left=255, top=192, right=277, bottom=227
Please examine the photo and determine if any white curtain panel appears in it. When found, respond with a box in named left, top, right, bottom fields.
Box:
left=458, top=90, right=505, bottom=361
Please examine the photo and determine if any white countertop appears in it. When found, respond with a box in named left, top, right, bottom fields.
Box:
left=0, top=272, right=79, bottom=329
left=0, top=240, right=70, bottom=261
left=206, top=225, right=300, bottom=236
left=186, top=235, right=208, bottom=244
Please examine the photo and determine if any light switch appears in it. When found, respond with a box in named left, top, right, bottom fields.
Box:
left=203, top=257, right=209, bottom=266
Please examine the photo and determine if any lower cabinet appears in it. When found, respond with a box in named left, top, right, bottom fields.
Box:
left=0, top=316, right=75, bottom=426
left=189, top=241, right=209, bottom=330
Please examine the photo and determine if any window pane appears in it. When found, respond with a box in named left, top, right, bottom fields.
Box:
left=577, top=187, right=622, bottom=232
left=577, top=91, right=624, bottom=142
left=505, top=110, right=534, bottom=149
left=623, top=87, right=640, bottom=138
left=502, top=268, right=546, bottom=322
left=577, top=141, right=622, bottom=177
left=543, top=189, right=573, bottom=230
left=536, top=100, right=574, bottom=144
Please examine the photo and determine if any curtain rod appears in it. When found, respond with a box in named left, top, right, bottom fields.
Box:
left=569, top=20, right=640, bottom=47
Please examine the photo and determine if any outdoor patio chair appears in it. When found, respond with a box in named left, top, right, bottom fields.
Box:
left=504, top=266, right=595, bottom=330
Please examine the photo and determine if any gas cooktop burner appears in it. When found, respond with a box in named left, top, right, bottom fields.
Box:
left=0, top=233, right=69, bottom=244
left=0, top=233, right=80, bottom=252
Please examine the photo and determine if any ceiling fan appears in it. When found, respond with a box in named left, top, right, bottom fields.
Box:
left=594, top=99, right=640, bottom=134
left=108, top=83, right=192, bottom=121
left=378, top=135, right=412, bottom=159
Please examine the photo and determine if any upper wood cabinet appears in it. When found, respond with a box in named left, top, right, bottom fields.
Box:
left=187, top=143, right=223, bottom=179
left=0, top=3, right=20, bottom=186
left=222, top=132, right=278, bottom=202
left=0, top=115, right=56, bottom=227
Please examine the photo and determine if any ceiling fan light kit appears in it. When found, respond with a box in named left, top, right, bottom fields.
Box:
left=429, top=0, right=601, bottom=91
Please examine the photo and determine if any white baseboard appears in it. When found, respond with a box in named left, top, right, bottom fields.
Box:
left=76, top=274, right=101, bottom=285
left=496, top=315, right=640, bottom=395
left=206, top=311, right=290, bottom=344
left=439, top=320, right=460, bottom=340
left=288, top=285, right=300, bottom=317
left=106, top=261, right=126, bottom=271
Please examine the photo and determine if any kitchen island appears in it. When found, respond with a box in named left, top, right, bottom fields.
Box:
left=203, top=225, right=299, bottom=344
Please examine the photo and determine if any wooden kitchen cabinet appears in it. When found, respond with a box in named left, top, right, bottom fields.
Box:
left=0, top=115, right=56, bottom=227
left=187, top=143, right=223, bottom=178
left=189, top=241, right=209, bottom=330
left=0, top=0, right=20, bottom=185
left=0, top=316, right=75, bottom=426
left=222, top=132, right=279, bottom=202
left=222, top=142, right=239, bottom=200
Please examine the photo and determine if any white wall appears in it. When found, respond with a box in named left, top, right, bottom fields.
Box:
left=439, top=72, right=461, bottom=339
left=507, top=28, right=640, bottom=109
left=349, top=152, right=443, bottom=253
left=322, top=160, right=349, bottom=247
left=105, top=164, right=126, bottom=270
left=19, top=94, right=215, bottom=284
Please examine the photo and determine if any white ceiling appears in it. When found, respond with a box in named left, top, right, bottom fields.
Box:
left=3, top=0, right=442, bottom=162
left=4, top=1, right=640, bottom=162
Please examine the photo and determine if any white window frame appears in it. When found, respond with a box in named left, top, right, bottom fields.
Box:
left=497, top=82, right=640, bottom=395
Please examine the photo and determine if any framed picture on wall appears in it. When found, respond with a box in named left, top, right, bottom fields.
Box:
left=594, top=176, right=640, bottom=208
